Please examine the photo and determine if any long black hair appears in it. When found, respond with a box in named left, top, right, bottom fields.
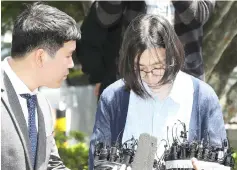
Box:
left=119, top=14, right=184, bottom=98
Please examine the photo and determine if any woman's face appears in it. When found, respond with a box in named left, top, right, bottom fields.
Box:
left=136, top=48, right=166, bottom=90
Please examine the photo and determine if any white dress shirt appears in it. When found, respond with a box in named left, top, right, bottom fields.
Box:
left=2, top=57, right=38, bottom=130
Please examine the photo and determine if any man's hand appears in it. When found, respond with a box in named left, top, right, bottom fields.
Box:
left=94, top=83, right=101, bottom=96
left=112, top=164, right=132, bottom=170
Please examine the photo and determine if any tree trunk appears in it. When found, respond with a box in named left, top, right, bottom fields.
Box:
left=223, top=82, right=237, bottom=122
left=203, top=2, right=237, bottom=79
left=207, top=35, right=237, bottom=97
left=203, top=1, right=235, bottom=42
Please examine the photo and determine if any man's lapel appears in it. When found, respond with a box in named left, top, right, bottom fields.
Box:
left=1, top=71, right=33, bottom=169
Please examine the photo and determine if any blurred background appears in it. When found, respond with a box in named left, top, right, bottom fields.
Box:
left=1, top=1, right=237, bottom=170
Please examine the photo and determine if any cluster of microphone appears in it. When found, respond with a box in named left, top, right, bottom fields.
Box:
left=156, top=120, right=235, bottom=169
left=93, top=137, right=137, bottom=170
left=158, top=136, right=235, bottom=169
left=93, top=120, right=235, bottom=170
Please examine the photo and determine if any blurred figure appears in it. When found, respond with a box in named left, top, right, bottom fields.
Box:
left=77, top=0, right=215, bottom=98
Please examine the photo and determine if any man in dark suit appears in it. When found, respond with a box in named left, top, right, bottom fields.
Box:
left=1, top=2, right=80, bottom=170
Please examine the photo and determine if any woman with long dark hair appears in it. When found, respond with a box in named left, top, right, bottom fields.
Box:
left=89, top=14, right=226, bottom=170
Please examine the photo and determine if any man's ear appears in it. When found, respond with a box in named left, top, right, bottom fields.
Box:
left=34, top=49, right=47, bottom=68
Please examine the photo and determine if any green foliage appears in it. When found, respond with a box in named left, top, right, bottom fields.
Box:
left=55, top=130, right=89, bottom=170
left=233, top=152, right=237, bottom=170
left=68, top=69, right=84, bottom=79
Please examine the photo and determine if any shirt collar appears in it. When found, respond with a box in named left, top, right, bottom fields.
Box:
left=2, top=57, right=38, bottom=96
left=168, top=71, right=194, bottom=104
left=142, top=71, right=194, bottom=104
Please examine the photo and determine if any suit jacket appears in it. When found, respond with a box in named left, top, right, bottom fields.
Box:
left=1, top=69, right=68, bottom=170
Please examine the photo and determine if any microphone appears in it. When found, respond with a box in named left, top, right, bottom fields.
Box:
left=131, top=133, right=157, bottom=170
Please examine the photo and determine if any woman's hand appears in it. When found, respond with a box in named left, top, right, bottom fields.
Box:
left=94, top=83, right=101, bottom=96
left=192, top=157, right=200, bottom=170
left=113, top=158, right=200, bottom=170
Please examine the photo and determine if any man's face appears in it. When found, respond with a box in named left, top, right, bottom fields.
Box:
left=40, top=40, right=76, bottom=88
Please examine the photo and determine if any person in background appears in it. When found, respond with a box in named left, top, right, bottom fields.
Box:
left=1, top=2, right=80, bottom=170
left=89, top=14, right=226, bottom=170
left=77, top=0, right=215, bottom=99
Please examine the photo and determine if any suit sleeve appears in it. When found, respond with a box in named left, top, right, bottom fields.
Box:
left=47, top=138, right=69, bottom=170
left=172, top=0, right=215, bottom=25
left=45, top=99, right=69, bottom=170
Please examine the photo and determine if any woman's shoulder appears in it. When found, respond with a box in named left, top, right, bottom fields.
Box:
left=100, top=79, right=129, bottom=102
left=188, top=74, right=219, bottom=103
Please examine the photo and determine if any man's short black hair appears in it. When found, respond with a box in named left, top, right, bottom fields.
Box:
left=11, top=2, right=80, bottom=58
left=119, top=14, right=184, bottom=98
